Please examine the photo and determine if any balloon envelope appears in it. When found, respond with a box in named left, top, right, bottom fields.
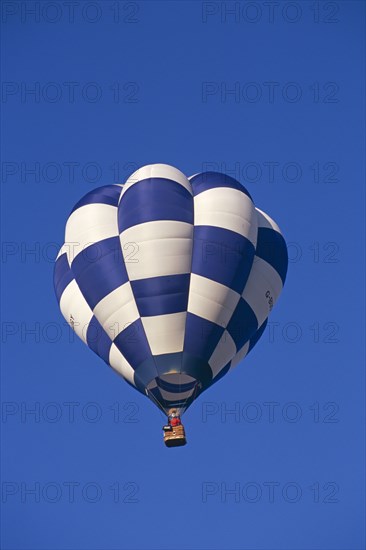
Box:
left=54, top=164, right=288, bottom=415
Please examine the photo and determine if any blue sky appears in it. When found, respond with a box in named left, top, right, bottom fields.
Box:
left=1, top=1, right=365, bottom=549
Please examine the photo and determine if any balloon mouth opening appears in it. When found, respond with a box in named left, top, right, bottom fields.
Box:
left=146, top=373, right=198, bottom=416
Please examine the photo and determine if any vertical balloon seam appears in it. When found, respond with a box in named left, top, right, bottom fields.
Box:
left=224, top=209, right=288, bottom=376
left=178, top=174, right=198, bottom=411
left=201, top=193, right=287, bottom=385
left=187, top=172, right=258, bottom=397
left=111, top=182, right=154, bottom=394
left=193, top=173, right=257, bottom=390
left=119, top=165, right=182, bottom=408
left=118, top=172, right=160, bottom=399
left=56, top=184, right=146, bottom=394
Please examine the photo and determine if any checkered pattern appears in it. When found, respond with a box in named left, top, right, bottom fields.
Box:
left=54, top=165, right=288, bottom=415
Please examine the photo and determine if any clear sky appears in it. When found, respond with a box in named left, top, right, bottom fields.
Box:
left=1, top=1, right=365, bottom=549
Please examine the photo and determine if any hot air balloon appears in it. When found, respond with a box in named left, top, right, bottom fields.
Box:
left=54, top=164, right=288, bottom=447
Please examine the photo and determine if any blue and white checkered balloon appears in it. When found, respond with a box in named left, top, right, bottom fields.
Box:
left=54, top=164, right=288, bottom=415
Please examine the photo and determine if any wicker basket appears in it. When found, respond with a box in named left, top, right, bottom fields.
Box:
left=163, top=424, right=187, bottom=447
